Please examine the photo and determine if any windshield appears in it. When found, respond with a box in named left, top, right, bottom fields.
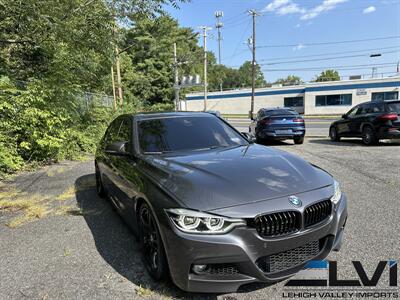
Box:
left=386, top=102, right=400, bottom=113
left=138, top=116, right=248, bottom=154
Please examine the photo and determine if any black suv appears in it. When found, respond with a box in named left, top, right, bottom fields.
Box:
left=329, top=100, right=400, bottom=145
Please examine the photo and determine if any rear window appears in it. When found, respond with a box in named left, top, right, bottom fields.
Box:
left=386, top=102, right=400, bottom=113
left=264, top=109, right=298, bottom=116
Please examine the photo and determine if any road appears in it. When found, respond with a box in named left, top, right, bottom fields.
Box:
left=1, top=138, right=399, bottom=299
left=227, top=117, right=336, bottom=137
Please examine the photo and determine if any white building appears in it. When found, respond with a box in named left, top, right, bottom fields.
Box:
left=183, top=76, right=400, bottom=115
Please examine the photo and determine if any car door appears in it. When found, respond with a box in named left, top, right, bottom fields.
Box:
left=110, top=117, right=142, bottom=228
left=348, top=104, right=369, bottom=136
left=101, top=117, right=123, bottom=196
left=336, top=105, right=360, bottom=136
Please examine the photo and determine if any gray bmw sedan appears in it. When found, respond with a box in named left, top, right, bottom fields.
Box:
left=94, top=112, right=347, bottom=293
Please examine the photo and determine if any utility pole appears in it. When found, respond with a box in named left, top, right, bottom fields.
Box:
left=215, top=11, right=224, bottom=92
left=173, top=43, right=180, bottom=111
left=215, top=11, right=223, bottom=65
left=115, top=46, right=123, bottom=105
left=199, top=26, right=212, bottom=111
left=248, top=10, right=259, bottom=119
left=111, top=65, right=117, bottom=110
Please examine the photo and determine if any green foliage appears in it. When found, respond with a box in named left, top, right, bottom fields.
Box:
left=316, top=70, right=340, bottom=82
left=274, top=75, right=303, bottom=86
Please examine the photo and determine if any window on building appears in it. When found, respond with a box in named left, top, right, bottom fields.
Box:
left=315, top=94, right=352, bottom=106
left=284, top=97, right=304, bottom=107
left=371, top=91, right=398, bottom=102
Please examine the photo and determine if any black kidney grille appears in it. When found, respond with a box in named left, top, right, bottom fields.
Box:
left=254, top=211, right=301, bottom=237
left=256, top=240, right=321, bottom=274
left=304, top=200, right=332, bottom=227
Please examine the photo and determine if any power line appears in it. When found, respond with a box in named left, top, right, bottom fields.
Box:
left=261, top=62, right=398, bottom=72
left=257, top=36, right=400, bottom=49
left=259, top=50, right=400, bottom=66
left=258, top=46, right=400, bottom=62
left=226, top=19, right=252, bottom=65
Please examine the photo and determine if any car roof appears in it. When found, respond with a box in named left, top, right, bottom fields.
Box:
left=260, top=107, right=295, bottom=112
left=119, top=111, right=216, bottom=121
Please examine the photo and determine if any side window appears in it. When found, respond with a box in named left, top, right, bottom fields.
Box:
left=117, top=118, right=132, bottom=152
left=371, top=103, right=384, bottom=113
left=104, top=118, right=123, bottom=145
left=357, top=104, right=369, bottom=115
left=257, top=111, right=264, bottom=120
left=347, top=106, right=359, bottom=117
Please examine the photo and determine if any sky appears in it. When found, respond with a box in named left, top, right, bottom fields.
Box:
left=166, top=0, right=400, bottom=83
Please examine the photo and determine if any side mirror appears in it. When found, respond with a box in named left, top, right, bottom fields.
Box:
left=248, top=111, right=254, bottom=121
left=241, top=132, right=256, bottom=142
left=105, top=141, right=130, bottom=156
left=342, top=114, right=348, bottom=119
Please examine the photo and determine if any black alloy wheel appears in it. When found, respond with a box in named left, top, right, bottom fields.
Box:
left=362, top=126, right=378, bottom=145
left=138, top=203, right=168, bottom=280
left=329, top=126, right=340, bottom=142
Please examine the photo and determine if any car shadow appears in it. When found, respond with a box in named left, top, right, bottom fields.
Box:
left=308, top=138, right=400, bottom=147
left=257, top=140, right=295, bottom=146
left=74, top=174, right=275, bottom=299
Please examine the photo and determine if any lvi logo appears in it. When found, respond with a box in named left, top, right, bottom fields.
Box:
left=285, top=260, right=398, bottom=287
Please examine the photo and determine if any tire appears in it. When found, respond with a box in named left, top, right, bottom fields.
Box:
left=362, top=126, right=378, bottom=145
left=329, top=126, right=341, bottom=142
left=294, top=136, right=304, bottom=144
left=138, top=203, right=169, bottom=281
left=256, top=136, right=265, bottom=144
left=95, top=163, right=106, bottom=198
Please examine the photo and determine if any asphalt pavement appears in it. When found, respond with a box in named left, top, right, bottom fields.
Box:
left=1, top=138, right=399, bottom=299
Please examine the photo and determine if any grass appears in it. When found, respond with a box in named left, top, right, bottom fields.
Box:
left=6, top=203, right=51, bottom=228
left=56, top=186, right=76, bottom=201
left=136, top=285, right=154, bottom=298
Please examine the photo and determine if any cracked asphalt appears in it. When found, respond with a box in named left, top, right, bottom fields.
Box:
left=1, top=138, right=399, bottom=299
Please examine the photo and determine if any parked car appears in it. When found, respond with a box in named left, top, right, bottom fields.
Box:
left=249, top=108, right=305, bottom=144
left=329, top=100, right=400, bottom=145
left=95, top=112, right=347, bottom=293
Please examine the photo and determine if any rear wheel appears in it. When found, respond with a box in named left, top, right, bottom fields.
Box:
left=293, top=136, right=304, bottom=144
left=329, top=126, right=341, bottom=142
left=362, top=126, right=378, bottom=145
left=95, top=164, right=106, bottom=198
left=138, top=203, right=168, bottom=281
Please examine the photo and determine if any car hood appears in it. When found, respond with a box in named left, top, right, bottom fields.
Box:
left=141, top=144, right=333, bottom=211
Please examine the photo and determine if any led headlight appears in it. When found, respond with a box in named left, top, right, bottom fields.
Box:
left=166, top=208, right=245, bottom=234
left=331, top=180, right=342, bottom=205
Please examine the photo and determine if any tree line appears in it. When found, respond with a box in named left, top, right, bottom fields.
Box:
left=0, top=0, right=340, bottom=177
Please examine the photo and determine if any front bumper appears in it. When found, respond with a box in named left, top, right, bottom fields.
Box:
left=160, top=194, right=347, bottom=293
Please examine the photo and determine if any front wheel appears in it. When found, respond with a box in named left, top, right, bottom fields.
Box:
left=138, top=203, right=169, bottom=281
left=362, top=126, right=378, bottom=145
left=329, top=126, right=341, bottom=142
left=294, top=137, right=304, bottom=144
left=95, top=164, right=106, bottom=198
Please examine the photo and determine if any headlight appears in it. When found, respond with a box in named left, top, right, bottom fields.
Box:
left=331, top=180, right=342, bottom=205
left=165, top=208, right=246, bottom=234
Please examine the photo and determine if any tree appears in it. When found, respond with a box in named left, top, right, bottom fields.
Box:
left=274, top=75, right=303, bottom=86
left=238, top=61, right=266, bottom=88
left=316, top=70, right=340, bottom=82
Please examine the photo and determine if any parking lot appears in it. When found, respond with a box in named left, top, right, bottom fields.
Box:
left=1, top=137, right=399, bottom=299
